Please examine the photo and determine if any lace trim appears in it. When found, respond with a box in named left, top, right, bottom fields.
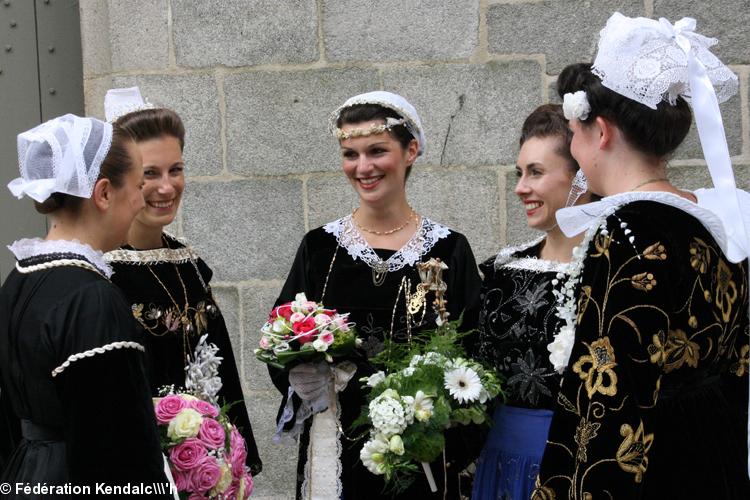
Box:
left=323, top=215, right=451, bottom=272
left=301, top=395, right=343, bottom=499
left=104, top=244, right=198, bottom=265
left=8, top=238, right=112, bottom=278
left=493, top=237, right=571, bottom=274
left=51, top=341, right=145, bottom=377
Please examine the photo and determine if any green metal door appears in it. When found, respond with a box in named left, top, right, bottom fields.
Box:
left=0, top=0, right=83, bottom=281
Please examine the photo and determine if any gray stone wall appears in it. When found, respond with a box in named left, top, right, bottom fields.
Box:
left=79, top=1, right=750, bottom=498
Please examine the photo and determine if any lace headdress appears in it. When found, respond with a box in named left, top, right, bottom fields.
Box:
left=328, top=91, right=426, bottom=156
left=104, top=86, right=156, bottom=123
left=8, top=114, right=113, bottom=203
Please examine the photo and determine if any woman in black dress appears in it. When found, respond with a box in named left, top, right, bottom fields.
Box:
left=471, top=104, right=591, bottom=500
left=0, top=114, right=170, bottom=495
left=101, top=87, right=261, bottom=475
left=533, top=13, right=749, bottom=498
left=270, top=91, right=481, bottom=499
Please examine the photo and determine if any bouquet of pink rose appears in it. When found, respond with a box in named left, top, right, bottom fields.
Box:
left=255, top=292, right=359, bottom=369
left=154, top=392, right=253, bottom=499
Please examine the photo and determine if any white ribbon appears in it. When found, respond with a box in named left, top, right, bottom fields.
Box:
left=663, top=18, right=750, bottom=475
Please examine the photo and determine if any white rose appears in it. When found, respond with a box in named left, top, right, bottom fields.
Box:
left=312, top=338, right=329, bottom=352
left=167, top=408, right=202, bottom=440
left=366, top=371, right=386, bottom=387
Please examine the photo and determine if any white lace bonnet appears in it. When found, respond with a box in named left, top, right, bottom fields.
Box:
left=8, top=114, right=113, bottom=203
left=328, top=91, right=426, bottom=156
left=104, top=86, right=156, bottom=123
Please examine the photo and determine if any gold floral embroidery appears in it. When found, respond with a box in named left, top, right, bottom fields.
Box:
left=531, top=477, right=556, bottom=500
left=573, top=337, right=618, bottom=398
left=643, top=242, right=666, bottom=260
left=616, top=421, right=654, bottom=483
left=715, top=259, right=738, bottom=322
left=647, top=330, right=666, bottom=366
left=574, top=418, right=601, bottom=463
left=577, top=286, right=592, bottom=323
left=630, top=272, right=656, bottom=292
left=132, top=303, right=143, bottom=321
left=689, top=238, right=711, bottom=273
left=663, top=329, right=700, bottom=373
left=733, top=345, right=749, bottom=377
left=592, top=232, right=612, bottom=257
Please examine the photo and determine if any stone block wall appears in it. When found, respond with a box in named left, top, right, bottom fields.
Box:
left=79, top=1, right=750, bottom=497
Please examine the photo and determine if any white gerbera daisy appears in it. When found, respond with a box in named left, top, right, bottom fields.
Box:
left=444, top=366, right=483, bottom=404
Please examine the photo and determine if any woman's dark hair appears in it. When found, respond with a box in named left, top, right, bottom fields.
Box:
left=336, top=104, right=418, bottom=180
left=34, top=125, right=136, bottom=214
left=557, top=63, right=692, bottom=160
left=115, top=107, right=186, bottom=151
left=520, top=104, right=579, bottom=173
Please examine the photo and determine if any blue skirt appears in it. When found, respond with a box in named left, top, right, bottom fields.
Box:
left=471, top=405, right=553, bottom=500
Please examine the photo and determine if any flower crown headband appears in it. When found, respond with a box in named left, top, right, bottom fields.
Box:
left=328, top=91, right=426, bottom=156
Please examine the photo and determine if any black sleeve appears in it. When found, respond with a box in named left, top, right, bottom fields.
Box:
left=268, top=236, right=314, bottom=428
left=211, top=297, right=263, bottom=475
left=0, top=383, right=20, bottom=472
left=51, top=286, right=169, bottom=493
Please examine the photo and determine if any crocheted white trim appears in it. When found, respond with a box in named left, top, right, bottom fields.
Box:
left=494, top=237, right=571, bottom=274
left=323, top=215, right=451, bottom=273
left=51, top=341, right=145, bottom=377
left=104, top=245, right=198, bottom=265
left=8, top=238, right=112, bottom=278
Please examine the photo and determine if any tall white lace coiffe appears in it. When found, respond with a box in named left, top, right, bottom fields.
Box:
left=8, top=114, right=113, bottom=203
left=104, top=86, right=156, bottom=123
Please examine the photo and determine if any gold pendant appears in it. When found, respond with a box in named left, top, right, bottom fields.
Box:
left=408, top=283, right=427, bottom=315
left=372, top=261, right=389, bottom=287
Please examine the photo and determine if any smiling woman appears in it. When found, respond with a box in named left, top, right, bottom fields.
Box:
left=100, top=87, right=262, bottom=477
left=470, top=104, right=593, bottom=500
left=269, top=91, right=482, bottom=499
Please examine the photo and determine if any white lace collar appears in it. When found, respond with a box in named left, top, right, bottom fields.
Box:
left=323, top=215, right=451, bottom=272
left=493, top=236, right=571, bottom=274
left=8, top=238, right=113, bottom=278
left=556, top=190, right=736, bottom=261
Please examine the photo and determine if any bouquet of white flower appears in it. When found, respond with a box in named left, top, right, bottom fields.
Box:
left=355, top=321, right=503, bottom=493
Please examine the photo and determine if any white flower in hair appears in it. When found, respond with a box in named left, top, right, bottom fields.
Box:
left=562, top=91, right=591, bottom=121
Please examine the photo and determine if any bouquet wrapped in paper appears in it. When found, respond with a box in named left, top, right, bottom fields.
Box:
left=356, top=321, right=503, bottom=493
left=154, top=335, right=253, bottom=499
left=255, top=292, right=359, bottom=369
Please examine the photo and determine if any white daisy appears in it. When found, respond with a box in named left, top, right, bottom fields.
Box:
left=444, top=366, right=483, bottom=404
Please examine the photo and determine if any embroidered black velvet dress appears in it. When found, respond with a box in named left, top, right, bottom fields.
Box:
left=0, top=243, right=169, bottom=497
left=105, top=233, right=261, bottom=474
left=270, top=216, right=481, bottom=499
left=471, top=239, right=567, bottom=499
left=534, top=199, right=750, bottom=499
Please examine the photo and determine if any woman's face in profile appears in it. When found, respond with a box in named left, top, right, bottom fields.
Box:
left=338, top=120, right=417, bottom=208
left=514, top=135, right=576, bottom=232
left=133, top=135, right=185, bottom=231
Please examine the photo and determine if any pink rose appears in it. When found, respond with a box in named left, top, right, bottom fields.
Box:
left=289, top=312, right=306, bottom=323
left=169, top=438, right=207, bottom=472
left=155, top=395, right=188, bottom=424
left=171, top=469, right=191, bottom=492
left=259, top=335, right=271, bottom=349
left=319, top=331, right=335, bottom=345
left=242, top=473, right=254, bottom=498
left=223, top=482, right=239, bottom=500
left=190, top=399, right=220, bottom=418
left=229, top=428, right=248, bottom=477
left=197, top=417, right=226, bottom=449
left=190, top=456, right=221, bottom=493
left=334, top=316, right=350, bottom=332
left=187, top=494, right=205, bottom=500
